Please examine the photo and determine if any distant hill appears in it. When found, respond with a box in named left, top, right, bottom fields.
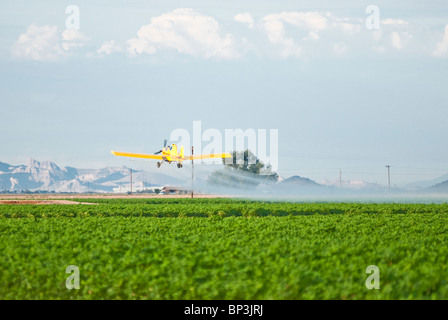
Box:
left=427, top=180, right=448, bottom=192
left=320, top=179, right=388, bottom=191
left=276, top=175, right=391, bottom=193
left=405, top=174, right=448, bottom=190
left=280, top=175, right=321, bottom=187
left=0, top=162, right=12, bottom=172
left=0, top=159, right=185, bottom=193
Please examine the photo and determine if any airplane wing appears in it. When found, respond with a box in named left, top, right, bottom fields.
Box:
left=185, top=153, right=232, bottom=161
left=111, top=151, right=164, bottom=160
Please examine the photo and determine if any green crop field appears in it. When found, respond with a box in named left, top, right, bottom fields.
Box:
left=1, top=199, right=448, bottom=299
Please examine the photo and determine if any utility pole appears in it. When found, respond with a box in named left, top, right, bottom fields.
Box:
left=130, top=168, right=133, bottom=194
left=191, top=146, right=194, bottom=199
left=339, top=169, right=342, bottom=188
left=385, top=165, right=391, bottom=191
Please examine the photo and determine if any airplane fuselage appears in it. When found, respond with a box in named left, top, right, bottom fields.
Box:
left=159, top=144, right=184, bottom=168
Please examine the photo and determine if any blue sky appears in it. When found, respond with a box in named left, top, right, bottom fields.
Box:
left=1, top=1, right=448, bottom=186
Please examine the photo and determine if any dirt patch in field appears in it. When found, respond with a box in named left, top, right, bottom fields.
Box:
left=0, top=193, right=231, bottom=201
left=0, top=200, right=98, bottom=205
left=0, top=193, right=234, bottom=204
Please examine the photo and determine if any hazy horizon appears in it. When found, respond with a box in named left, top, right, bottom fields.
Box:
left=1, top=1, right=447, bottom=188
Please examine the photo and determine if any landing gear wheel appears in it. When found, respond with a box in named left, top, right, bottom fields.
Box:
left=157, top=162, right=161, bottom=168
left=177, top=163, right=183, bottom=168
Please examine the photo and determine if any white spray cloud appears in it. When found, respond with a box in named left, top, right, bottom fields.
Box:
left=97, top=40, right=123, bottom=55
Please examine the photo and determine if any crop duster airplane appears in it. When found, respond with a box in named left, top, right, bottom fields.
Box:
left=111, top=140, right=232, bottom=168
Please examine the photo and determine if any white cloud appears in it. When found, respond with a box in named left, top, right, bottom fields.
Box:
left=390, top=32, right=402, bottom=49
left=97, top=40, right=123, bottom=55
left=260, top=12, right=328, bottom=58
left=12, top=11, right=428, bottom=62
left=12, top=24, right=89, bottom=61
left=259, top=11, right=364, bottom=58
left=234, top=13, right=254, bottom=29
left=338, top=21, right=361, bottom=35
left=261, top=18, right=301, bottom=58
left=127, top=8, right=239, bottom=59
left=307, top=31, right=320, bottom=40
left=390, top=31, right=412, bottom=50
left=61, top=29, right=89, bottom=51
left=382, top=19, right=409, bottom=26
left=12, top=24, right=66, bottom=61
left=264, top=11, right=328, bottom=31
left=330, top=15, right=362, bottom=35
left=433, top=25, right=448, bottom=57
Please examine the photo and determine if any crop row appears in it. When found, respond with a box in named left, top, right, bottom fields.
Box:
left=1, top=200, right=448, bottom=218
left=2, top=213, right=448, bottom=299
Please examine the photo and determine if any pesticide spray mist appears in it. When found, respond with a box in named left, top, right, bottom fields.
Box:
left=189, top=165, right=448, bottom=204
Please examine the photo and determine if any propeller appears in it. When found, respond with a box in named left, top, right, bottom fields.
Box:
left=154, top=139, right=168, bottom=154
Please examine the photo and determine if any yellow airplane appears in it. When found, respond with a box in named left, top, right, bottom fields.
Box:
left=111, top=140, right=232, bottom=168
